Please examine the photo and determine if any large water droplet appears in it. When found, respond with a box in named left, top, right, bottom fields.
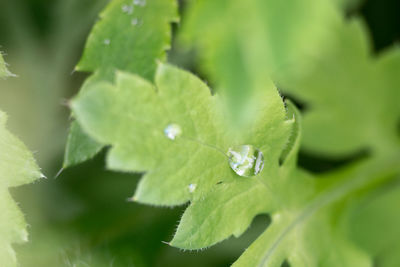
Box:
left=164, top=124, right=182, bottom=140
left=227, top=145, right=264, bottom=177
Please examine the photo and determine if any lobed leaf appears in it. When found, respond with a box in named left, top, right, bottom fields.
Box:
left=71, top=62, right=294, bottom=248
left=72, top=62, right=292, bottom=201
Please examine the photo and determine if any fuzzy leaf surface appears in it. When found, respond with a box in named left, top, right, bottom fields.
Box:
left=0, top=111, right=42, bottom=266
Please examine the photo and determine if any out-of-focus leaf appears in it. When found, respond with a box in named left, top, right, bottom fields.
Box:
left=64, top=0, right=179, bottom=167
left=64, top=120, right=103, bottom=167
left=180, top=0, right=340, bottom=125
left=346, top=177, right=400, bottom=267
left=280, top=20, right=400, bottom=157
left=0, top=111, right=42, bottom=267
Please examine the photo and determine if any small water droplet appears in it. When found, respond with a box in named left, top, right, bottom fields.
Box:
left=133, top=0, right=146, bottom=6
left=122, top=4, right=134, bottom=14
left=21, top=230, right=28, bottom=242
left=131, top=18, right=140, bottom=26
left=164, top=124, right=182, bottom=140
left=103, top=39, right=111, bottom=45
left=188, top=183, right=197, bottom=193
left=227, top=145, right=264, bottom=177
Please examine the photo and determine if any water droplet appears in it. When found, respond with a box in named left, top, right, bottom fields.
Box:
left=21, top=230, right=28, bottom=242
left=164, top=124, right=182, bottom=140
left=133, top=0, right=146, bottom=6
left=103, top=39, right=111, bottom=45
left=131, top=18, right=140, bottom=26
left=188, top=183, right=196, bottom=193
left=227, top=145, right=264, bottom=177
left=122, top=4, right=134, bottom=14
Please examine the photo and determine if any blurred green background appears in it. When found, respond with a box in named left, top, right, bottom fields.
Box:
left=0, top=0, right=398, bottom=266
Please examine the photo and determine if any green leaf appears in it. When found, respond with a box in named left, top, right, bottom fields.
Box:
left=71, top=63, right=292, bottom=206
left=70, top=62, right=296, bottom=254
left=346, top=177, right=400, bottom=267
left=64, top=120, right=103, bottom=167
left=64, top=0, right=178, bottom=167
left=0, top=111, right=42, bottom=266
left=75, top=0, right=178, bottom=80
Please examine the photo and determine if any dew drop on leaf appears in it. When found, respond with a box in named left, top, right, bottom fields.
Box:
left=131, top=18, right=140, bottom=26
left=133, top=0, right=146, bottom=7
left=188, top=183, right=197, bottom=193
left=103, top=39, right=111, bottom=45
left=227, top=145, right=264, bottom=177
left=122, top=4, right=134, bottom=15
left=164, top=123, right=182, bottom=140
